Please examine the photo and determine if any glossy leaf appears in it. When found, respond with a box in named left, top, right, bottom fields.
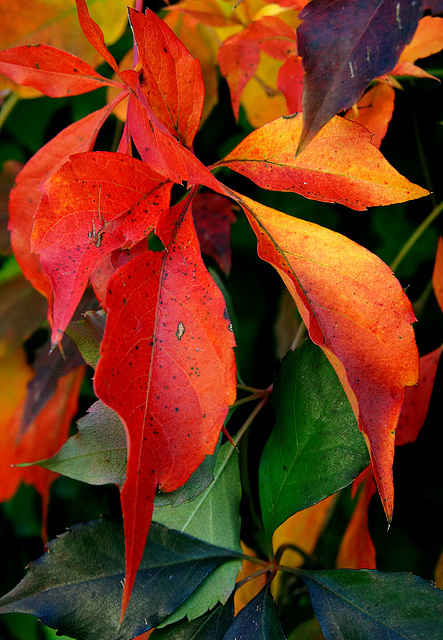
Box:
left=217, top=115, right=428, bottom=211
left=297, top=568, right=443, bottom=639
left=0, top=45, right=114, bottom=97
left=236, top=193, right=419, bottom=522
left=259, top=341, right=369, bottom=546
left=151, top=598, right=235, bottom=640
left=0, top=519, right=240, bottom=640
left=32, top=151, right=172, bottom=345
left=94, top=201, right=237, bottom=618
left=223, top=584, right=286, bottom=640
left=297, top=0, right=422, bottom=152
left=129, top=7, right=204, bottom=149
left=154, top=441, right=242, bottom=624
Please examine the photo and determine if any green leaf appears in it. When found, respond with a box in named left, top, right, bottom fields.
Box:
left=65, top=310, right=106, bottom=370
left=150, top=597, right=234, bottom=640
left=296, top=569, right=443, bottom=640
left=259, top=340, right=369, bottom=546
left=0, top=519, right=240, bottom=640
left=223, top=584, right=286, bottom=640
left=153, top=441, right=243, bottom=625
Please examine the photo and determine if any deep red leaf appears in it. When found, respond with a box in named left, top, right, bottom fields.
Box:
left=297, top=0, right=423, bottom=152
left=32, top=152, right=172, bottom=345
left=8, top=102, right=118, bottom=305
left=0, top=45, right=114, bottom=97
left=128, top=7, right=204, bottom=149
left=94, top=200, right=237, bottom=618
left=277, top=55, right=304, bottom=114
left=74, top=0, right=120, bottom=74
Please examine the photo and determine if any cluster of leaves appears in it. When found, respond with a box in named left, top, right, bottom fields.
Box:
left=0, top=0, right=443, bottom=638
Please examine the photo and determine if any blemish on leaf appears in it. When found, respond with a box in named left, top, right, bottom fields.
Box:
left=176, top=321, right=185, bottom=341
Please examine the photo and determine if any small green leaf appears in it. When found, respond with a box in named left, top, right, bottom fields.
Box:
left=153, top=441, right=243, bottom=625
left=296, top=569, right=443, bottom=640
left=65, top=310, right=106, bottom=369
left=0, top=519, right=240, bottom=640
left=259, top=340, right=369, bottom=546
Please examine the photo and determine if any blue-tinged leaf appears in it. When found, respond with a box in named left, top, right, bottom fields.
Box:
left=259, top=340, right=369, bottom=547
left=150, top=597, right=234, bottom=639
left=0, top=519, right=240, bottom=640
left=297, top=568, right=443, bottom=639
left=223, top=584, right=286, bottom=640
left=297, top=0, right=423, bottom=152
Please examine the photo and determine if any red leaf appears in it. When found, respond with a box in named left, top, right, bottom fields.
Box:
left=127, top=90, right=226, bottom=193
left=32, top=151, right=172, bottom=345
left=94, top=200, right=237, bottom=618
left=396, top=345, right=443, bottom=446
left=129, top=7, right=204, bottom=149
left=216, top=115, right=428, bottom=211
left=297, top=0, right=422, bottom=152
left=218, top=16, right=298, bottom=120
left=0, top=45, right=113, bottom=97
left=9, top=102, right=117, bottom=304
left=432, top=236, right=443, bottom=315
left=74, top=0, right=119, bottom=74
left=277, top=55, right=304, bottom=114
left=192, top=191, right=237, bottom=275
left=234, top=193, right=419, bottom=522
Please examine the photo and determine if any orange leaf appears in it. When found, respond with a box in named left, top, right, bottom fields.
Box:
left=396, top=345, right=443, bottom=446
left=216, top=114, right=428, bottom=210
left=336, top=466, right=377, bottom=569
left=234, top=193, right=419, bottom=522
left=432, top=237, right=443, bottom=314
left=94, top=200, right=237, bottom=618
left=234, top=542, right=267, bottom=614
left=396, top=15, right=443, bottom=66
left=345, top=81, right=395, bottom=148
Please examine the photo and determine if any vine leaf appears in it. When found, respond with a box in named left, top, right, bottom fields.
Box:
left=235, top=193, right=419, bottom=523
left=223, top=584, right=286, bottom=640
left=32, top=151, right=172, bottom=346
left=0, top=519, right=240, bottom=640
left=216, top=115, right=428, bottom=211
left=93, top=200, right=237, bottom=619
left=297, top=0, right=423, bottom=152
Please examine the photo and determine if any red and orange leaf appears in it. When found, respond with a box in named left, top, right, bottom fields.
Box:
left=277, top=55, right=304, bottom=114
left=234, top=193, right=419, bottom=521
left=432, top=236, right=443, bottom=314
left=217, top=16, right=298, bottom=120
left=32, top=151, right=172, bottom=345
left=0, top=45, right=114, bottom=97
left=336, top=466, right=377, bottom=569
left=9, top=101, right=118, bottom=304
left=396, top=345, right=443, bottom=446
left=192, top=191, right=237, bottom=275
left=345, top=81, right=396, bottom=149
left=391, top=15, right=443, bottom=79
left=74, top=0, right=120, bottom=74
left=166, top=0, right=244, bottom=28
left=129, top=7, right=204, bottom=149
left=94, top=200, right=237, bottom=618
left=216, top=114, right=428, bottom=210
left=126, top=90, right=226, bottom=194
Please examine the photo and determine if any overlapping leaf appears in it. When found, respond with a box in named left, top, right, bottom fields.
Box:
left=94, top=201, right=237, bottom=618
left=235, top=193, right=419, bottom=522
left=297, top=0, right=423, bottom=151
left=216, top=115, right=428, bottom=211
left=32, top=151, right=172, bottom=345
left=0, top=519, right=240, bottom=640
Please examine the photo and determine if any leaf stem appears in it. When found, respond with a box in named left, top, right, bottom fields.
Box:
left=390, top=199, right=443, bottom=272
left=0, top=92, right=20, bottom=131
left=233, top=390, right=271, bottom=448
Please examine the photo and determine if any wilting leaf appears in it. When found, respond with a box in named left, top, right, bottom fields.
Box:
left=236, top=193, right=419, bottom=522
left=259, top=341, right=369, bottom=546
left=297, top=568, right=443, bottom=639
left=297, top=0, right=422, bottom=152
left=217, top=115, right=428, bottom=211
left=154, top=441, right=242, bottom=624
left=94, top=201, right=237, bottom=617
left=150, top=598, right=235, bottom=640
left=0, top=519, right=240, bottom=640
left=223, top=584, right=286, bottom=640
left=32, top=151, right=172, bottom=345
left=0, top=45, right=115, bottom=97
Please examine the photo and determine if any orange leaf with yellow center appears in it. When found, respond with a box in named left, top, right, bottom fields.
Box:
left=233, top=192, right=419, bottom=522
left=216, top=114, right=429, bottom=211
